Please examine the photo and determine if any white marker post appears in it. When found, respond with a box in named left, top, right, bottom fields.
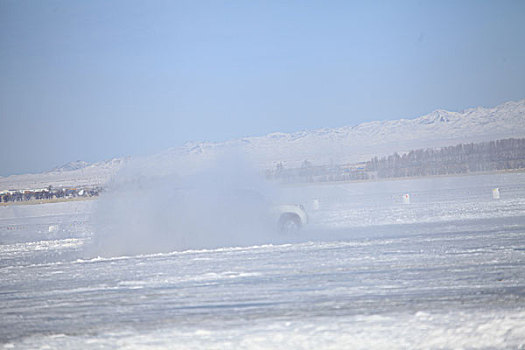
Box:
left=311, top=199, right=320, bottom=211
left=403, top=193, right=410, bottom=204
left=492, top=188, right=500, bottom=200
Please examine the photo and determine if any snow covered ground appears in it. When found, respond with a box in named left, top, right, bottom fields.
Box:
left=1, top=172, right=524, bottom=349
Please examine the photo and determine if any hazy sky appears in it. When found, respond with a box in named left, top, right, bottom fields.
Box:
left=1, top=0, right=525, bottom=176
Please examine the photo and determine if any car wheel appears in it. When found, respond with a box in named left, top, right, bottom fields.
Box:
left=278, top=213, right=301, bottom=233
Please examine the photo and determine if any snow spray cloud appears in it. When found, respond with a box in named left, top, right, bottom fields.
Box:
left=87, top=152, right=280, bottom=257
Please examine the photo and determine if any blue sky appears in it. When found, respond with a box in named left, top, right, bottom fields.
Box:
left=1, top=0, right=525, bottom=176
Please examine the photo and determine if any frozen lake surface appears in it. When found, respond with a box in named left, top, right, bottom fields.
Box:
left=1, top=172, right=524, bottom=349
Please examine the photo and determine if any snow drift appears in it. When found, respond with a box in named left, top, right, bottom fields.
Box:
left=86, top=153, right=280, bottom=257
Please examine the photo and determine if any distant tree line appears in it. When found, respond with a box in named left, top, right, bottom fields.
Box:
left=4, top=139, right=524, bottom=198
left=268, top=138, right=525, bottom=183
left=365, top=138, right=525, bottom=178
left=266, top=160, right=370, bottom=183
left=0, top=186, right=102, bottom=204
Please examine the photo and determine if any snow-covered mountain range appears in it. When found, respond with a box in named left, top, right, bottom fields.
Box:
left=0, top=158, right=125, bottom=192
left=51, top=160, right=91, bottom=172
left=2, top=99, right=524, bottom=190
left=166, top=98, right=525, bottom=169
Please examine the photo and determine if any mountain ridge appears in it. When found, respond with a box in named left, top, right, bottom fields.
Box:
left=1, top=98, right=524, bottom=190
left=165, top=98, right=525, bottom=169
